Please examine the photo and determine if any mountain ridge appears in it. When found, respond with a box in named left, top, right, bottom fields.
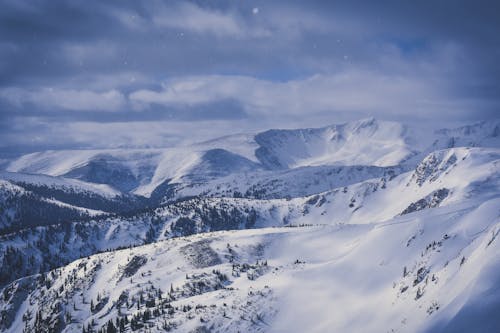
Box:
left=4, top=118, right=498, bottom=199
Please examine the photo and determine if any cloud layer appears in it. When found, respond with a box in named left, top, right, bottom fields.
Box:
left=0, top=0, right=499, bottom=153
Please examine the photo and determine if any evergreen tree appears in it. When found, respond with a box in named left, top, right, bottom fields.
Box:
left=106, top=320, right=117, bottom=333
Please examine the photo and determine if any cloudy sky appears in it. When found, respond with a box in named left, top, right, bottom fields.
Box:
left=1, top=0, right=499, bottom=154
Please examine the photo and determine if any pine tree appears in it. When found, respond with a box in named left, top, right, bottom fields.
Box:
left=106, top=320, right=117, bottom=333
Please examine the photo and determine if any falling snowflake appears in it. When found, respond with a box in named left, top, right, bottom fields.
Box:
left=252, top=7, right=259, bottom=15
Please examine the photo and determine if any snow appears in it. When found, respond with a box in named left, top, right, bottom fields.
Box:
left=0, top=179, right=26, bottom=196
left=433, top=120, right=500, bottom=150
left=0, top=171, right=121, bottom=198
left=4, top=119, right=498, bottom=199
left=194, top=133, right=260, bottom=163
left=254, top=118, right=416, bottom=169
left=268, top=199, right=500, bottom=332
left=135, top=147, right=261, bottom=197
left=0, top=118, right=499, bottom=332
left=7, top=150, right=106, bottom=176
left=4, top=195, right=499, bottom=332
left=41, top=197, right=106, bottom=216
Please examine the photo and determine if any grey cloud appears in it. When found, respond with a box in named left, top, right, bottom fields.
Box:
left=0, top=87, right=126, bottom=111
left=129, top=70, right=494, bottom=121
left=0, top=0, right=499, bottom=154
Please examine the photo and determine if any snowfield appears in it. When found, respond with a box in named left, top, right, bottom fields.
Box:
left=2, top=198, right=499, bottom=332
left=0, top=118, right=499, bottom=332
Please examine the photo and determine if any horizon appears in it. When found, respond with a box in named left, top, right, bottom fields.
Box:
left=0, top=117, right=496, bottom=158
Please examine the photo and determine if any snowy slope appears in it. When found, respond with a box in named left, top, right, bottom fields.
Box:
left=255, top=117, right=417, bottom=169
left=0, top=172, right=121, bottom=198
left=2, top=196, right=498, bottom=332
left=291, top=147, right=500, bottom=226
left=134, top=148, right=262, bottom=197
left=0, top=179, right=110, bottom=234
left=433, top=120, right=500, bottom=150
left=165, top=164, right=402, bottom=202
left=5, top=147, right=262, bottom=197
left=6, top=149, right=166, bottom=193
left=0, top=180, right=27, bottom=230
left=0, top=172, right=149, bottom=234
left=269, top=198, right=500, bottom=333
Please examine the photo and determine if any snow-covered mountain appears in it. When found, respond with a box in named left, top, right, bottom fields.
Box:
left=5, top=119, right=498, bottom=201
left=255, top=117, right=417, bottom=169
left=432, top=120, right=500, bottom=150
left=0, top=172, right=147, bottom=234
left=0, top=178, right=106, bottom=234
left=0, top=118, right=499, bottom=332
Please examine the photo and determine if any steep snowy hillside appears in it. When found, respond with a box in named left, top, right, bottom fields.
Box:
left=164, top=164, right=402, bottom=202
left=0, top=172, right=121, bottom=199
left=0, top=172, right=148, bottom=234
left=2, top=195, right=498, bottom=332
left=0, top=179, right=108, bottom=234
left=293, top=147, right=500, bottom=226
